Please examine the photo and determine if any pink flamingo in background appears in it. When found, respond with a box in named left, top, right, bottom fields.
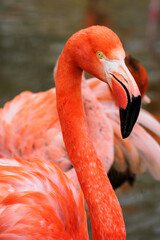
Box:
left=0, top=25, right=143, bottom=239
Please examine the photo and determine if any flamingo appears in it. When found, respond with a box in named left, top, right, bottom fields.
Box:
left=0, top=25, right=142, bottom=239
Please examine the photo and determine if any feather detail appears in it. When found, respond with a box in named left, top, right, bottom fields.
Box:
left=138, top=109, right=160, bottom=137
left=129, top=124, right=160, bottom=179
left=0, top=158, right=88, bottom=239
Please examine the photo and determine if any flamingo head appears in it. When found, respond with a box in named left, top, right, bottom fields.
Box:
left=67, top=25, right=141, bottom=138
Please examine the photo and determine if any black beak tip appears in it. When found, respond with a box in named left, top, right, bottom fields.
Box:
left=120, top=95, right=141, bottom=139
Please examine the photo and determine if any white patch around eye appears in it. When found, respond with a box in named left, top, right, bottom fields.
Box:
left=99, top=58, right=125, bottom=87
left=96, top=48, right=126, bottom=86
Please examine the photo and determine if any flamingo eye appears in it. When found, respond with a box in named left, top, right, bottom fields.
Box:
left=96, top=51, right=104, bottom=59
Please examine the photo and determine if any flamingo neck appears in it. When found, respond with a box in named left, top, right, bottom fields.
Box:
left=55, top=50, right=126, bottom=240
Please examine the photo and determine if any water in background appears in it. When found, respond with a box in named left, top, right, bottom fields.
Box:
left=0, top=0, right=160, bottom=239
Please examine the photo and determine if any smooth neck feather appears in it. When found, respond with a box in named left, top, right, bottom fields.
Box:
left=55, top=42, right=126, bottom=240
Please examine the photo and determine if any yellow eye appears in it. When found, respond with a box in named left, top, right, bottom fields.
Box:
left=96, top=51, right=103, bottom=59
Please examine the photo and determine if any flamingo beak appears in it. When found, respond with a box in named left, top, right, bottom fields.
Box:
left=108, top=61, right=141, bottom=138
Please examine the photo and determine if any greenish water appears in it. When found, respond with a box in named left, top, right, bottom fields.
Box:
left=0, top=0, right=160, bottom=239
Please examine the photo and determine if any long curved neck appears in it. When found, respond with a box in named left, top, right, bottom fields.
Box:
left=55, top=49, right=126, bottom=240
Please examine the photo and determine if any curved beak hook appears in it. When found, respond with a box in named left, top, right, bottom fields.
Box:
left=111, top=74, right=141, bottom=138
left=109, top=62, right=141, bottom=138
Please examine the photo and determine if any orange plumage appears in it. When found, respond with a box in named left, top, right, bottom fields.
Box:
left=0, top=158, right=88, bottom=239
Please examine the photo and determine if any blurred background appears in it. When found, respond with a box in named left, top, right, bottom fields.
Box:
left=0, top=0, right=160, bottom=239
